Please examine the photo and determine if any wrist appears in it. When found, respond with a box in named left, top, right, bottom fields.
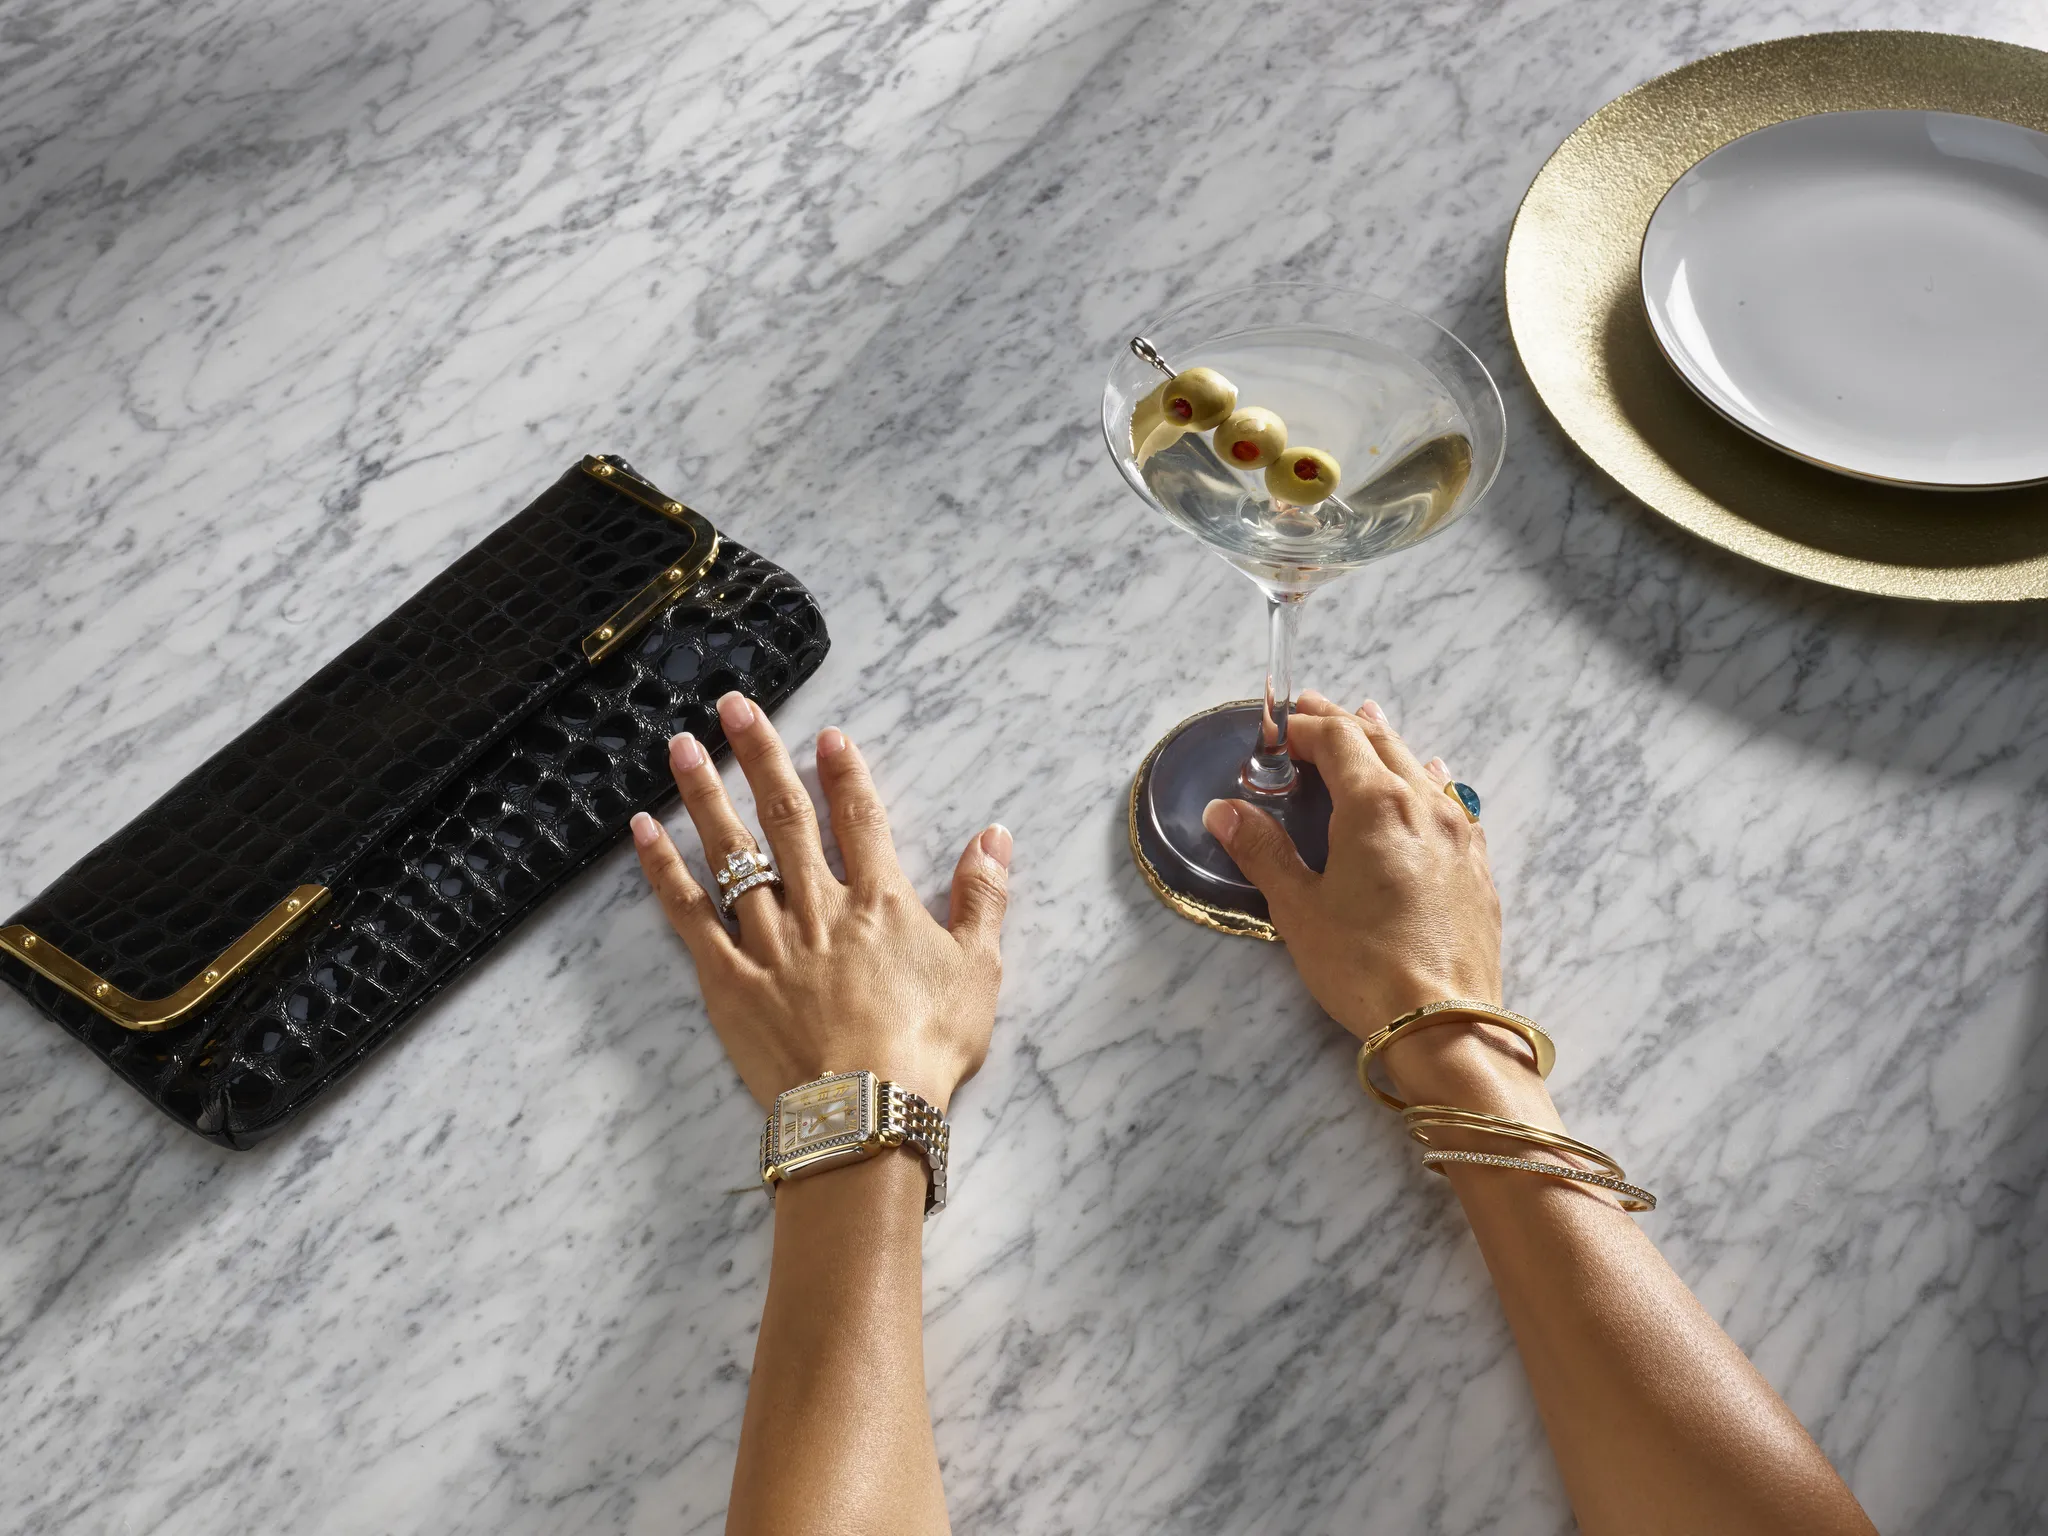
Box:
left=772, top=1141, right=930, bottom=1227
left=1380, top=1023, right=1558, bottom=1125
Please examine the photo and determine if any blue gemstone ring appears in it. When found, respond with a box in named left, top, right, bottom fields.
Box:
left=1444, top=781, right=1481, bottom=822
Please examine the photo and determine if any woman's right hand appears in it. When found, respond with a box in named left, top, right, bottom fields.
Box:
left=1200, top=691, right=1543, bottom=1114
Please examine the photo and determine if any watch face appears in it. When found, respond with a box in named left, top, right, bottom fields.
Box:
left=776, top=1074, right=869, bottom=1160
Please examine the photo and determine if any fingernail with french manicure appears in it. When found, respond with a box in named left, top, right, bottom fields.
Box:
left=1360, top=699, right=1387, bottom=724
left=670, top=732, right=706, bottom=771
left=981, top=823, right=1013, bottom=869
left=817, top=726, right=847, bottom=757
left=1202, top=799, right=1240, bottom=840
left=630, top=812, right=660, bottom=848
left=717, top=692, right=755, bottom=734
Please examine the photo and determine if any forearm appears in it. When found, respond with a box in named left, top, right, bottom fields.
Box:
left=729, top=1151, right=946, bottom=1536
left=1386, top=1029, right=1873, bottom=1536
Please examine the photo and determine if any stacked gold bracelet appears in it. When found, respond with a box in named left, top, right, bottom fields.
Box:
left=1355, top=999, right=1657, bottom=1213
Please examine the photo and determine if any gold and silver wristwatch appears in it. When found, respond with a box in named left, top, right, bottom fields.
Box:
left=758, top=1070, right=950, bottom=1216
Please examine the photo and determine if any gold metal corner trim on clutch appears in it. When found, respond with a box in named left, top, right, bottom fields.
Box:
left=1127, top=701, right=1279, bottom=943
left=1503, top=29, right=2048, bottom=602
left=0, top=885, right=330, bottom=1032
left=578, top=456, right=722, bottom=661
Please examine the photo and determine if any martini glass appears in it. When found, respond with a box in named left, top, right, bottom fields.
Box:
left=1103, top=282, right=1505, bottom=936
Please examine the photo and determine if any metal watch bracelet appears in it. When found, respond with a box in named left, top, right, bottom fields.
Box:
left=884, top=1080, right=950, bottom=1216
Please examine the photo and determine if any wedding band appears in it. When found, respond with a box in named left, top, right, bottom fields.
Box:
left=714, top=847, right=782, bottom=917
left=1444, top=780, right=1480, bottom=821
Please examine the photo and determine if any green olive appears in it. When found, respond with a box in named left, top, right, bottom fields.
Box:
left=1265, top=446, right=1342, bottom=505
left=1161, top=367, right=1237, bottom=432
left=1129, top=383, right=1168, bottom=457
left=1214, top=407, right=1287, bottom=470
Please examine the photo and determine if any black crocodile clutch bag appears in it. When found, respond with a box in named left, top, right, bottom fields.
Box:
left=0, top=455, right=829, bottom=1147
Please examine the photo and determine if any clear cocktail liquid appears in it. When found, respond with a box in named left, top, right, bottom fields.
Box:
left=1136, top=325, right=1473, bottom=592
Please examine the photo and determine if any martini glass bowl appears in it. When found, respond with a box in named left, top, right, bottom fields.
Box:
left=1103, top=282, right=1505, bottom=936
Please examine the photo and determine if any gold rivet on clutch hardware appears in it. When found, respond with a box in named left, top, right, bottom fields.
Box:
left=286, top=898, right=300, bottom=912
left=596, top=626, right=614, bottom=640
left=94, top=982, right=109, bottom=997
left=593, top=462, right=615, bottom=476
left=20, top=934, right=35, bottom=949
left=204, top=970, right=219, bottom=984
left=666, top=569, right=682, bottom=581
left=664, top=501, right=684, bottom=514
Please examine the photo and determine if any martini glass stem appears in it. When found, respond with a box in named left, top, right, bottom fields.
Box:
left=1242, top=591, right=1305, bottom=795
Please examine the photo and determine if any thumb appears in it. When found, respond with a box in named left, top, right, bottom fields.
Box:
left=1203, top=798, right=1314, bottom=909
left=948, top=823, right=1012, bottom=957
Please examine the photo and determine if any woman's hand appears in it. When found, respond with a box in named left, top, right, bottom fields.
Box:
left=1201, top=691, right=1528, bottom=1109
left=1201, top=690, right=1500, bottom=1037
left=629, top=691, right=1011, bottom=1112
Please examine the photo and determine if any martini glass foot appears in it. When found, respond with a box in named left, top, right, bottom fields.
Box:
left=1128, top=701, right=1331, bottom=940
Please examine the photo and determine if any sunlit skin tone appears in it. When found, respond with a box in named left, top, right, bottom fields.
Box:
left=631, top=688, right=1875, bottom=1536
left=630, top=691, right=1005, bottom=1536
left=1200, top=690, right=1875, bottom=1536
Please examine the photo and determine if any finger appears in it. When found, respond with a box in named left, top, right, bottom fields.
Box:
left=815, top=728, right=906, bottom=895
left=1201, top=798, right=1315, bottom=912
left=1351, top=697, right=1436, bottom=794
left=667, top=731, right=782, bottom=930
left=1279, top=712, right=1398, bottom=799
left=1423, top=755, right=1451, bottom=786
left=715, top=692, right=830, bottom=905
left=948, top=824, right=1012, bottom=960
left=1291, top=689, right=1353, bottom=720
left=630, top=811, right=735, bottom=965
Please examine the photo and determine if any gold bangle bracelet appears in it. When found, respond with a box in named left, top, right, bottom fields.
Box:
left=1420, top=1150, right=1657, bottom=1213
left=1402, top=1103, right=1628, bottom=1182
left=1354, top=999, right=1556, bottom=1112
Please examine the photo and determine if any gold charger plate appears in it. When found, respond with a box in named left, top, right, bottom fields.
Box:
left=1505, top=30, right=2048, bottom=602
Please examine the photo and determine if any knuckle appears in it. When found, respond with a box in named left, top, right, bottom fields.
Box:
left=660, top=880, right=715, bottom=930
left=758, top=788, right=816, bottom=828
left=1361, top=721, right=1408, bottom=757
left=1238, top=810, right=1283, bottom=849
left=960, top=868, right=1009, bottom=911
left=1235, top=813, right=1291, bottom=865
left=834, top=796, right=891, bottom=835
left=729, top=725, right=775, bottom=760
left=681, top=773, right=728, bottom=807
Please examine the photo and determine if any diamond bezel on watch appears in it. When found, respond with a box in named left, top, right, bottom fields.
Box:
left=763, top=1070, right=878, bottom=1183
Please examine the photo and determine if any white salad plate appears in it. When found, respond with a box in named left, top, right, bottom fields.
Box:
left=1639, top=109, right=2048, bottom=489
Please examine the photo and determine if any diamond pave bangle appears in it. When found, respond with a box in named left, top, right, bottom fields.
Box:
left=1420, top=1149, right=1657, bottom=1212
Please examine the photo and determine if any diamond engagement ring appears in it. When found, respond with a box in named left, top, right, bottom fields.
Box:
left=714, top=847, right=782, bottom=916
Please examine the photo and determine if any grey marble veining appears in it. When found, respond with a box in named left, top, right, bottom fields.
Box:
left=2, top=1, right=2046, bottom=1532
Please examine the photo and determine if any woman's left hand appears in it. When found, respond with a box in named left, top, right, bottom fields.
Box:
left=628, top=692, right=1011, bottom=1113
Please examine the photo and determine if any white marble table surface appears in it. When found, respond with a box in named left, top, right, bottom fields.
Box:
left=3, top=1, right=2046, bottom=1531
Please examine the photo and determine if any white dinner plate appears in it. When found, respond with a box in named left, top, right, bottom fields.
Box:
left=1639, top=109, right=2048, bottom=489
